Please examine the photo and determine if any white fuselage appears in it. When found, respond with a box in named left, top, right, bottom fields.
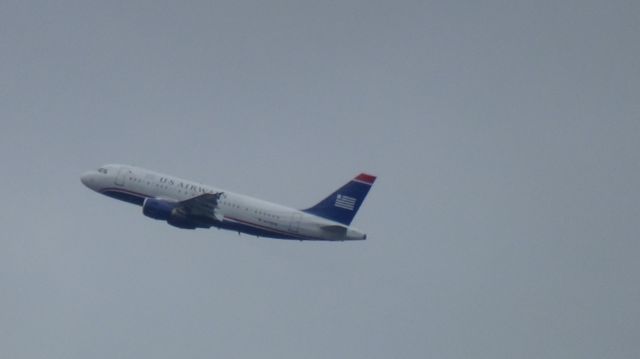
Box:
left=81, top=164, right=367, bottom=241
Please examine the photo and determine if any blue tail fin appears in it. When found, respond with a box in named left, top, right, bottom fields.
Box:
left=303, top=173, right=376, bottom=225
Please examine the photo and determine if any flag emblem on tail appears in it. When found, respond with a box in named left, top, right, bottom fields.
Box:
left=334, top=194, right=357, bottom=211
left=303, top=172, right=375, bottom=225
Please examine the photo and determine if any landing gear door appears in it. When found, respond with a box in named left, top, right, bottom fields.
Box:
left=115, top=167, right=129, bottom=187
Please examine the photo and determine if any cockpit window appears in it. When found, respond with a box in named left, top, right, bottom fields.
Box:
left=98, top=168, right=108, bottom=174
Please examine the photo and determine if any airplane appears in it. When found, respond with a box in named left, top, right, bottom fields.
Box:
left=81, top=164, right=376, bottom=241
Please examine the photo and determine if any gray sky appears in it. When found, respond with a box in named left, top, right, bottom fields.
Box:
left=1, top=0, right=639, bottom=358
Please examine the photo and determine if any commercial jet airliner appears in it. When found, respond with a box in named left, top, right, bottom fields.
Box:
left=81, top=164, right=376, bottom=241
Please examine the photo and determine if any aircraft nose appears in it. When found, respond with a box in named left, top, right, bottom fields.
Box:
left=81, top=171, right=96, bottom=188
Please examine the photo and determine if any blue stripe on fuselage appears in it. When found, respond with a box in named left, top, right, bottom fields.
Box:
left=221, top=215, right=330, bottom=240
left=100, top=188, right=148, bottom=205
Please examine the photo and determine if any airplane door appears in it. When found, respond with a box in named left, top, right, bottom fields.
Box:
left=115, top=167, right=129, bottom=187
left=288, top=213, right=302, bottom=233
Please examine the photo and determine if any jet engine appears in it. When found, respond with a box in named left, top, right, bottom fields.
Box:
left=142, top=198, right=198, bottom=229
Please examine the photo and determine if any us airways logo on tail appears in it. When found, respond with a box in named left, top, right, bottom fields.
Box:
left=303, top=172, right=375, bottom=226
left=334, top=194, right=357, bottom=211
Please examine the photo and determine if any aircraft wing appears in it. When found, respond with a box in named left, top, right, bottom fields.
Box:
left=174, top=192, right=225, bottom=224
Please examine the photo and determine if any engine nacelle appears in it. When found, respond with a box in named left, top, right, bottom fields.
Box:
left=142, top=198, right=198, bottom=229
left=142, top=198, right=176, bottom=221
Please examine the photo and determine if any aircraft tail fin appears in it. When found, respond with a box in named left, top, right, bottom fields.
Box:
left=303, top=173, right=376, bottom=225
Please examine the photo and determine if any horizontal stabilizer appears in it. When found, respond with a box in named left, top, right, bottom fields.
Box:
left=321, top=225, right=348, bottom=236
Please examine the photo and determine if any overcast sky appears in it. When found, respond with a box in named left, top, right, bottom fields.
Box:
left=1, top=1, right=639, bottom=358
